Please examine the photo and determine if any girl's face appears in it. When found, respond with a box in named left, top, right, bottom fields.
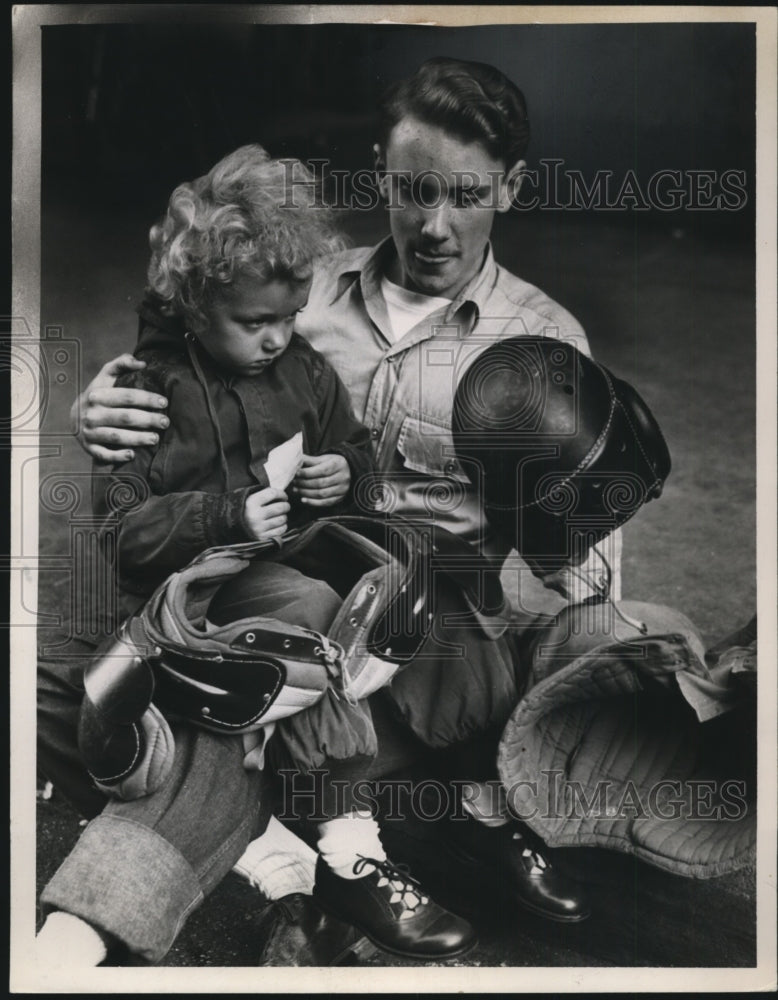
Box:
left=195, top=273, right=311, bottom=375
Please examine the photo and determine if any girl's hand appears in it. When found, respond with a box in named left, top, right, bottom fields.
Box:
left=243, top=488, right=290, bottom=540
left=291, top=454, right=351, bottom=507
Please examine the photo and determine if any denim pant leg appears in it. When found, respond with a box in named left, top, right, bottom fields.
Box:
left=38, top=633, right=272, bottom=961
left=40, top=721, right=272, bottom=963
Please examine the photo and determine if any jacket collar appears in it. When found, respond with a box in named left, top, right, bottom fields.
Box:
left=136, top=295, right=187, bottom=351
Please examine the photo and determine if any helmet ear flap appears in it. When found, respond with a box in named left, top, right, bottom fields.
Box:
left=608, top=371, right=672, bottom=499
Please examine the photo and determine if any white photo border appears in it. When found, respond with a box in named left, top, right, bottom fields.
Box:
left=11, top=4, right=777, bottom=993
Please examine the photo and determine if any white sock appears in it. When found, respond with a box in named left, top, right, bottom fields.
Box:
left=317, top=810, right=386, bottom=879
left=461, top=781, right=510, bottom=827
left=36, top=911, right=108, bottom=968
left=233, top=815, right=318, bottom=899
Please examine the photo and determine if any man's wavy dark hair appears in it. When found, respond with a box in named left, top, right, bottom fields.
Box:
left=377, top=57, right=530, bottom=167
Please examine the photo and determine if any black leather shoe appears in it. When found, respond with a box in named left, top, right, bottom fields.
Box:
left=447, top=819, right=590, bottom=923
left=313, top=855, right=478, bottom=960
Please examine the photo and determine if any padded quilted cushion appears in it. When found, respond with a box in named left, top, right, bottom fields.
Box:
left=498, top=601, right=756, bottom=878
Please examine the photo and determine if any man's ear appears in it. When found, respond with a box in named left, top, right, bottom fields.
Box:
left=373, top=143, right=391, bottom=201
left=497, top=158, right=527, bottom=213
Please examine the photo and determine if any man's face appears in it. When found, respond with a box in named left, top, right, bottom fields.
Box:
left=377, top=116, right=523, bottom=300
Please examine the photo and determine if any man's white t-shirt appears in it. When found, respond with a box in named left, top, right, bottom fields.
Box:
left=380, top=276, right=451, bottom=342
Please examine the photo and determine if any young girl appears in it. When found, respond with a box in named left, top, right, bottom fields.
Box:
left=37, top=145, right=474, bottom=966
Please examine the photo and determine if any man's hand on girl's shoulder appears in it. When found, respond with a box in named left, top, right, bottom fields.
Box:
left=72, top=354, right=170, bottom=464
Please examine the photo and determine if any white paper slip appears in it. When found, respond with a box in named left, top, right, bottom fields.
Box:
left=264, top=431, right=304, bottom=490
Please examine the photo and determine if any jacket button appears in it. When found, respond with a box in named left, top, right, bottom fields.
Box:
left=371, top=428, right=379, bottom=438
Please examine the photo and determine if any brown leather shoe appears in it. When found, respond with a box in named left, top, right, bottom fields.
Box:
left=313, top=856, right=478, bottom=960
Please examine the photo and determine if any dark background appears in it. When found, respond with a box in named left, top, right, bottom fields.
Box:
left=42, top=22, right=755, bottom=219
left=35, top=19, right=758, bottom=968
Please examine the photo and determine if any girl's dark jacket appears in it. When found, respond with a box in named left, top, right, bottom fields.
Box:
left=92, top=297, right=375, bottom=619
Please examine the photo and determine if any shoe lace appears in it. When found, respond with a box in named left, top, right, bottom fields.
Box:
left=352, top=856, right=430, bottom=915
left=512, top=831, right=551, bottom=874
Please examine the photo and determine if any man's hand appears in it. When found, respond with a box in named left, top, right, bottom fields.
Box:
left=291, top=453, right=351, bottom=507
left=243, top=488, right=290, bottom=541
left=70, top=354, right=170, bottom=464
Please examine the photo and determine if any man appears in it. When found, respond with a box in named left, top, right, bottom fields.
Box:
left=48, top=58, right=607, bottom=963
left=79, top=58, right=591, bottom=568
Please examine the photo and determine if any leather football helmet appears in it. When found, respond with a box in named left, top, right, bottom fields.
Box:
left=452, top=336, right=671, bottom=572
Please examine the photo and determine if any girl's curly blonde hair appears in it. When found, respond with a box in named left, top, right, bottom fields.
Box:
left=147, top=144, right=345, bottom=331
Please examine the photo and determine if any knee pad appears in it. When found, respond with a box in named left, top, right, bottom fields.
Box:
left=78, top=699, right=175, bottom=801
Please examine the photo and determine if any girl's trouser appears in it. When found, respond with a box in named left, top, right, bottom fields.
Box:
left=38, top=638, right=273, bottom=963
left=36, top=561, right=341, bottom=964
